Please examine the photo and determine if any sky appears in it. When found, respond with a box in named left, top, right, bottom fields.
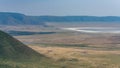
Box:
left=0, top=0, right=120, bottom=16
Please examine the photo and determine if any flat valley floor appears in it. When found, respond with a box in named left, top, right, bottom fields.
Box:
left=14, top=27, right=120, bottom=68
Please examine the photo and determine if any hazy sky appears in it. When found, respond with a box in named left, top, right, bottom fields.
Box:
left=0, top=0, right=120, bottom=16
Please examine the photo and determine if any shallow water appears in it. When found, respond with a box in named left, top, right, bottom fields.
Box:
left=62, top=27, right=120, bottom=33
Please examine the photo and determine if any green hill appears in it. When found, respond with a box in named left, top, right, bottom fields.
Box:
left=0, top=30, right=44, bottom=60
left=0, top=31, right=61, bottom=68
left=0, top=31, right=48, bottom=68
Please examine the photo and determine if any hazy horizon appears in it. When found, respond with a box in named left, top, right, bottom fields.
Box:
left=0, top=0, right=120, bottom=16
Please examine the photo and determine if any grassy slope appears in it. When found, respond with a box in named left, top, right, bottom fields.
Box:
left=0, top=31, right=63, bottom=68
left=0, top=30, right=44, bottom=60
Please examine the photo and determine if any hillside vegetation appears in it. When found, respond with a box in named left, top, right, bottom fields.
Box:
left=0, top=30, right=63, bottom=68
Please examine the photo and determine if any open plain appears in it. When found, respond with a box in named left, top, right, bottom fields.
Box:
left=9, top=24, right=120, bottom=68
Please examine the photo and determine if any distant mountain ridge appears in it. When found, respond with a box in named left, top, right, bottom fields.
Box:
left=37, top=16, right=120, bottom=22
left=0, top=12, right=120, bottom=25
left=0, top=12, right=45, bottom=25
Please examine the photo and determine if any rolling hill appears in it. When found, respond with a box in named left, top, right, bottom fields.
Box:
left=0, top=30, right=43, bottom=60
left=0, top=30, right=62, bottom=68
